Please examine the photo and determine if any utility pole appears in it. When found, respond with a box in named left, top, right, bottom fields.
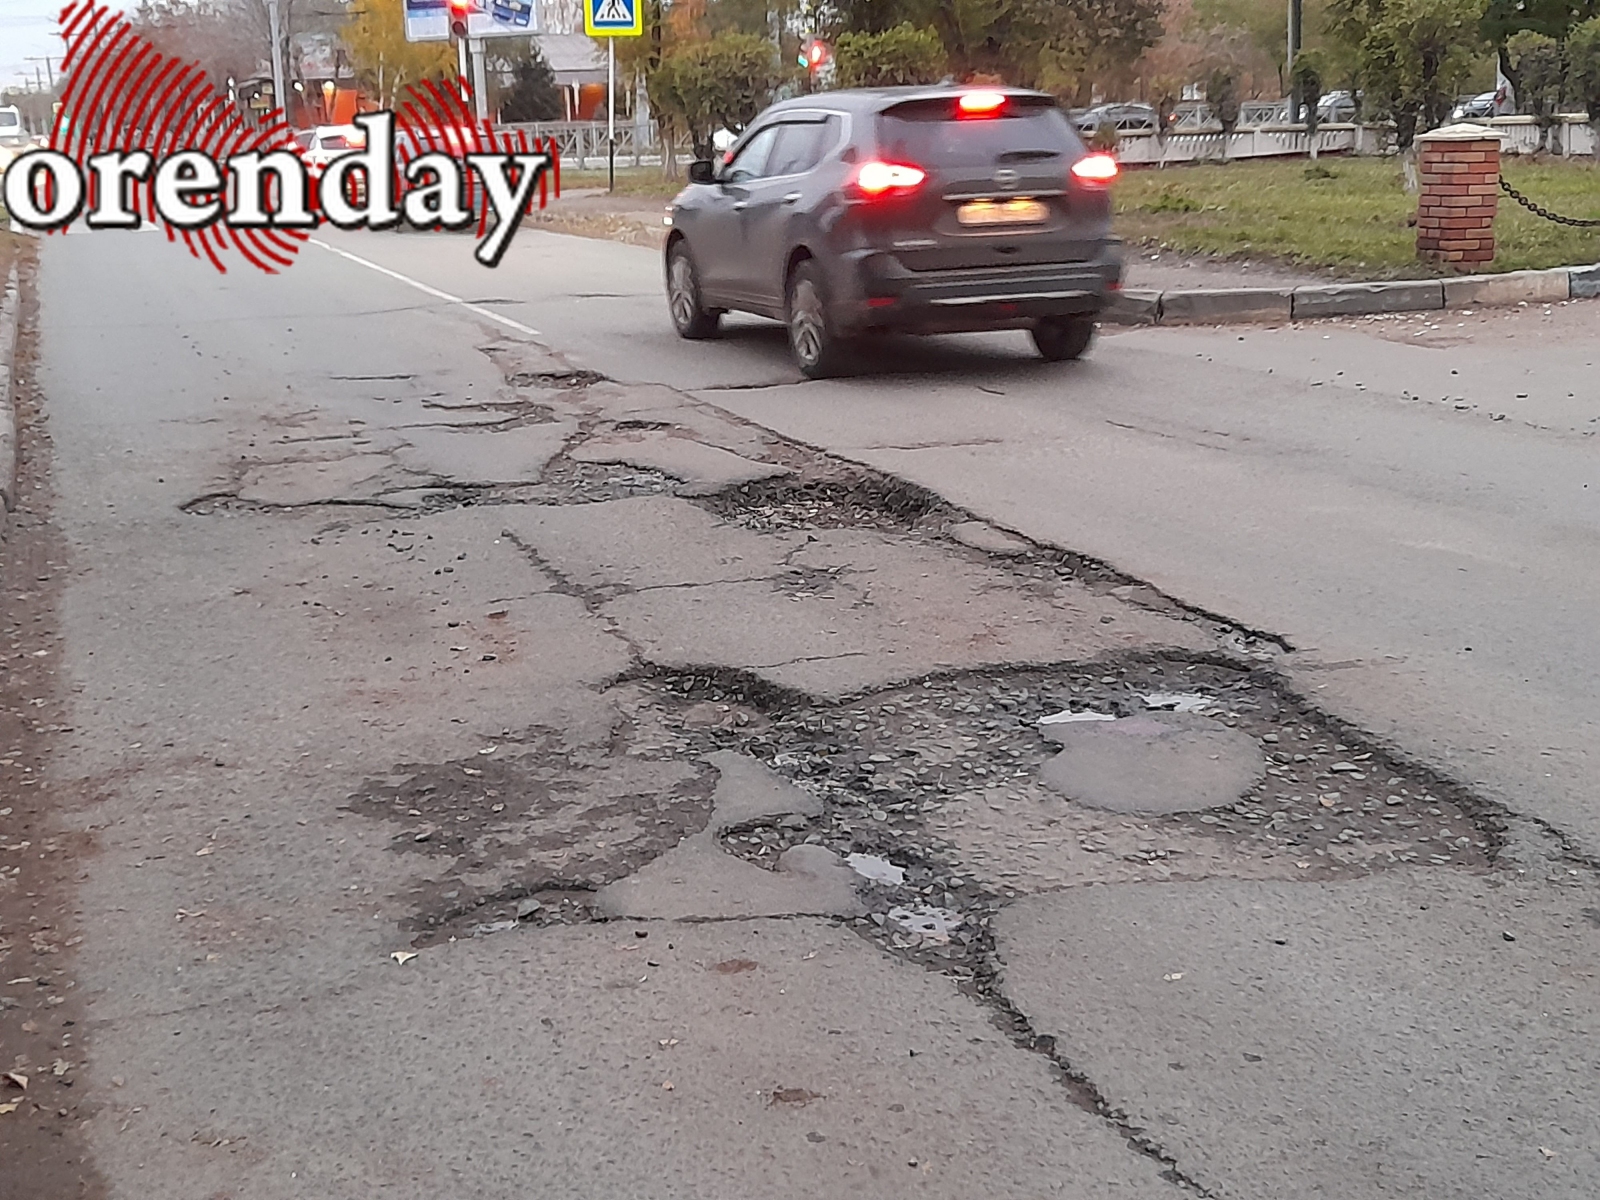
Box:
left=24, top=56, right=56, bottom=90
left=1287, top=0, right=1303, bottom=85
left=267, top=0, right=287, bottom=115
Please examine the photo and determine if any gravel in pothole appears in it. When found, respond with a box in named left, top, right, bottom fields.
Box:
left=654, top=658, right=1501, bottom=913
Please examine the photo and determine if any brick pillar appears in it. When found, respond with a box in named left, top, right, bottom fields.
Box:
left=1415, top=125, right=1503, bottom=269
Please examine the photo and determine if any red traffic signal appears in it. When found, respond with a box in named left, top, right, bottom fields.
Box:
left=448, top=0, right=473, bottom=39
left=798, top=37, right=830, bottom=73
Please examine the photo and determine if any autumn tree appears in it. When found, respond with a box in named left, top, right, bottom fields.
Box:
left=1481, top=0, right=1598, bottom=101
left=1330, top=0, right=1486, bottom=148
left=832, top=23, right=947, bottom=87
left=1506, top=30, right=1563, bottom=149
left=342, top=0, right=455, bottom=109
left=649, top=30, right=783, bottom=158
left=1570, top=15, right=1600, bottom=158
left=819, top=0, right=1164, bottom=98
left=129, top=0, right=263, bottom=91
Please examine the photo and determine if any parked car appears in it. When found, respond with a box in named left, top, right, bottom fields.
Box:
left=297, top=124, right=367, bottom=173
left=0, top=105, right=27, bottom=147
left=1074, top=102, right=1158, bottom=135
left=1450, top=93, right=1497, bottom=121
left=1316, top=91, right=1359, bottom=123
left=664, top=86, right=1123, bottom=378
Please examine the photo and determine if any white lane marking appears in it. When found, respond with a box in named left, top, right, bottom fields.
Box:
left=309, top=237, right=542, bottom=337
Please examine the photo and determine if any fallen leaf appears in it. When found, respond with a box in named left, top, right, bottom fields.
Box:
left=195, top=846, right=214, bottom=856
left=1163, top=973, right=1184, bottom=982
left=20, top=1021, right=37, bottom=1034
left=661, top=1081, right=674, bottom=1091
left=658, top=1038, right=679, bottom=1048
left=4, top=1071, right=27, bottom=1090
left=0, top=1101, right=19, bottom=1115
left=51, top=1060, right=70, bottom=1077
left=1539, top=1147, right=1557, bottom=1159
left=111, top=1077, right=125, bottom=1088
left=390, top=951, right=418, bottom=965
left=710, top=958, right=758, bottom=975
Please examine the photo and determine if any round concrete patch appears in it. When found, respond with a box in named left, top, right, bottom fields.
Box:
left=1037, top=712, right=1265, bottom=815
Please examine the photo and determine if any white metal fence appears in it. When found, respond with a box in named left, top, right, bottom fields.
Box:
left=1113, top=115, right=1595, bottom=165
left=497, top=120, right=663, bottom=169
left=502, top=112, right=1595, bottom=173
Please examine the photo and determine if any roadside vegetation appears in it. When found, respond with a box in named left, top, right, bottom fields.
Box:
left=1115, top=157, right=1600, bottom=275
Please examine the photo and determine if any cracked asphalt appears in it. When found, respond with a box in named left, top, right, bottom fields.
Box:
left=2, top=225, right=1598, bottom=1200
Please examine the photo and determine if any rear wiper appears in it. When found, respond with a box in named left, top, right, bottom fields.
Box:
left=996, top=149, right=1062, bottom=162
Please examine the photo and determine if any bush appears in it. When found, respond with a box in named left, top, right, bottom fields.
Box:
left=650, top=32, right=784, bottom=159
left=832, top=23, right=946, bottom=88
left=498, top=45, right=562, bottom=123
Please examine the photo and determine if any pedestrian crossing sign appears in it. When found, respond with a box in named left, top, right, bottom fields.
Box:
left=585, top=0, right=642, bottom=35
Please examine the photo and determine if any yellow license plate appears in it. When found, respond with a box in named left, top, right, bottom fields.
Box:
left=957, top=198, right=1049, bottom=226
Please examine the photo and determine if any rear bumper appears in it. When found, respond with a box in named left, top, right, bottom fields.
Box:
left=835, top=247, right=1123, bottom=334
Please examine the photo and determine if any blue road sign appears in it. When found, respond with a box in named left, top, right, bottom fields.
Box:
left=586, top=0, right=641, bottom=36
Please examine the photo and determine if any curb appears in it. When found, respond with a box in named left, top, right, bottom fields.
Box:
left=0, top=265, right=18, bottom=525
left=1109, top=263, right=1597, bottom=327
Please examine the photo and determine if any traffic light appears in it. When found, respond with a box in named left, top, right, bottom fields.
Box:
left=448, top=0, right=473, bottom=40
left=798, top=37, right=830, bottom=75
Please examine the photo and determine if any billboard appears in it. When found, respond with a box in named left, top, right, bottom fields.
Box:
left=405, top=0, right=539, bottom=43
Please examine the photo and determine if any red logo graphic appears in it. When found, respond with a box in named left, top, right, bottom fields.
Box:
left=4, top=2, right=559, bottom=274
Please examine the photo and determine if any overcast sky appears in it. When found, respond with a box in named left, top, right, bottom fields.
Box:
left=0, top=0, right=77, bottom=93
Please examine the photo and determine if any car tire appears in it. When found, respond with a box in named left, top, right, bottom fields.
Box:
left=786, top=260, right=850, bottom=379
left=1032, top=316, right=1095, bottom=362
left=667, top=242, right=721, bottom=340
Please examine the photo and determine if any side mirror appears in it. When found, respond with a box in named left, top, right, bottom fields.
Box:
left=687, top=160, right=716, bottom=185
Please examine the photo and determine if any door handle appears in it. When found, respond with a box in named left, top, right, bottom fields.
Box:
left=783, top=192, right=802, bottom=204
left=732, top=201, right=748, bottom=211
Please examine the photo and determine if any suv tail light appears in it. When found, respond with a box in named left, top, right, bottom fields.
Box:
left=849, top=160, right=926, bottom=199
left=1071, top=153, right=1119, bottom=184
left=957, top=90, right=1007, bottom=116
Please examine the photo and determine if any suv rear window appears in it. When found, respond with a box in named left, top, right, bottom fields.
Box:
left=877, top=96, right=1080, bottom=169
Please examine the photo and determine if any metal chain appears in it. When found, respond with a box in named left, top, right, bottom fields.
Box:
left=1498, top=176, right=1600, bottom=228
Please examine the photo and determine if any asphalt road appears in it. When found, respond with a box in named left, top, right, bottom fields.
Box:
left=321, top=227, right=1600, bottom=856
left=6, top=223, right=1599, bottom=1200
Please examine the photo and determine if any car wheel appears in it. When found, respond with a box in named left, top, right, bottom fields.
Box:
left=786, top=260, right=849, bottom=379
left=667, top=242, right=721, bottom=340
left=1032, top=315, right=1095, bottom=362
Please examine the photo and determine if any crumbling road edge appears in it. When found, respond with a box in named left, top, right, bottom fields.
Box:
left=0, top=265, right=20, bottom=528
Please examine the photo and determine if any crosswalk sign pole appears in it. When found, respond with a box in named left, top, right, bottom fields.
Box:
left=608, top=37, right=616, bottom=194
left=587, top=0, right=642, bottom=193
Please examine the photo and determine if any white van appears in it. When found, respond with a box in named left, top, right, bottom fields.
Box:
left=0, top=106, right=26, bottom=147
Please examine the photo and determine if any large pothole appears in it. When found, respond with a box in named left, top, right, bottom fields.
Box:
left=632, top=655, right=1504, bottom=979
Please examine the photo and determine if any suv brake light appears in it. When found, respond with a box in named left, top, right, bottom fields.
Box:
left=1071, top=153, right=1119, bottom=184
left=957, top=90, right=1007, bottom=116
left=849, top=160, right=926, bottom=198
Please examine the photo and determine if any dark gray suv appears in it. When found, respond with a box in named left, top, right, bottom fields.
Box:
left=663, top=86, right=1124, bottom=378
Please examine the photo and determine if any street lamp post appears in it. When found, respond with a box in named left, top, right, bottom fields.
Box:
left=267, top=0, right=287, bottom=115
